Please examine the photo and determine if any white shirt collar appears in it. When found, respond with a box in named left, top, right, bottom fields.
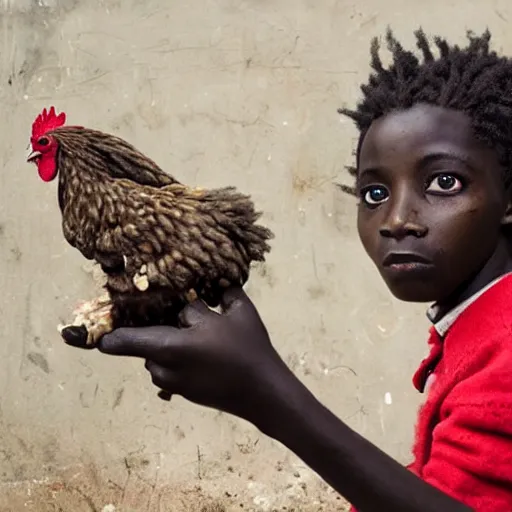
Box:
left=427, top=272, right=512, bottom=337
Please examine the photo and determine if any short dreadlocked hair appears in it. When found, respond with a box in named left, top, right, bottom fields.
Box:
left=338, top=28, right=512, bottom=195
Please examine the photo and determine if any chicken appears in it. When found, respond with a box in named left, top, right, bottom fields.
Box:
left=27, top=106, right=274, bottom=348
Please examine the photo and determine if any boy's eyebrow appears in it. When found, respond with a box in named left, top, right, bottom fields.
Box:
left=358, top=151, right=477, bottom=178
left=418, top=151, right=475, bottom=170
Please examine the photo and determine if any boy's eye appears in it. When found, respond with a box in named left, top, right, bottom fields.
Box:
left=362, top=186, right=389, bottom=206
left=426, top=174, right=463, bottom=194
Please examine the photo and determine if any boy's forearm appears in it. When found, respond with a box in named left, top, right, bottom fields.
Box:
left=255, top=364, right=472, bottom=512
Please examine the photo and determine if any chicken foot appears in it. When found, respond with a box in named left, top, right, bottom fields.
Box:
left=58, top=287, right=201, bottom=348
left=58, top=293, right=113, bottom=348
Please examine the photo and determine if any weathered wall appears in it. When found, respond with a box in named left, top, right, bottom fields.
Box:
left=0, top=1, right=509, bottom=510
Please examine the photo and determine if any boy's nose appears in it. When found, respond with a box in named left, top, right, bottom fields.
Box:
left=380, top=219, right=428, bottom=239
left=379, top=201, right=428, bottom=240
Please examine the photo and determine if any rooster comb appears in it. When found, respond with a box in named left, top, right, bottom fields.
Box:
left=32, top=106, right=66, bottom=140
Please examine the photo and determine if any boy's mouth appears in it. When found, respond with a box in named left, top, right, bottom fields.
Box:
left=383, top=252, right=431, bottom=265
left=382, top=252, right=434, bottom=273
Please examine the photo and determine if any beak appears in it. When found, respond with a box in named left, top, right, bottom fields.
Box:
left=27, top=150, right=41, bottom=163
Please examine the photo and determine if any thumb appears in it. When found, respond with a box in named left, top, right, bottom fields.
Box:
left=178, top=299, right=212, bottom=327
left=220, top=286, right=253, bottom=315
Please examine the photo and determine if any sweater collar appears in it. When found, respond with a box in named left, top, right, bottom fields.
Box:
left=427, top=272, right=512, bottom=337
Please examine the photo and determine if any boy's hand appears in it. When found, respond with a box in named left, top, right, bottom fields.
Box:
left=96, top=287, right=291, bottom=424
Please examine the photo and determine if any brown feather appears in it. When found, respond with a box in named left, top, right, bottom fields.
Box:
left=50, top=126, right=273, bottom=332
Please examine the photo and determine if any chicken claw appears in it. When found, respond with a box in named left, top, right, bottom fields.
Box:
left=58, top=294, right=113, bottom=348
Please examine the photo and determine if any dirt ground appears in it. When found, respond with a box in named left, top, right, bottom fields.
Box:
left=2, top=0, right=511, bottom=510
left=1, top=459, right=350, bottom=511
left=1, top=478, right=350, bottom=511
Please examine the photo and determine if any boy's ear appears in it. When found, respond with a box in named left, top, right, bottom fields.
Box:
left=502, top=199, right=512, bottom=226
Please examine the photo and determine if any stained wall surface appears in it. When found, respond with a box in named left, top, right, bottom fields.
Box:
left=0, top=1, right=509, bottom=510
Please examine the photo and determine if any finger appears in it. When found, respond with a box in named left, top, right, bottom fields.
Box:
left=220, top=286, right=254, bottom=315
left=157, top=390, right=172, bottom=401
left=178, top=299, right=211, bottom=327
left=144, top=361, right=173, bottom=401
left=145, top=360, right=183, bottom=393
left=143, top=356, right=182, bottom=371
left=61, top=325, right=95, bottom=349
left=97, top=326, right=183, bottom=359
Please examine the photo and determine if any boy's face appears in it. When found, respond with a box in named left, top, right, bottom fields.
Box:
left=357, top=103, right=510, bottom=304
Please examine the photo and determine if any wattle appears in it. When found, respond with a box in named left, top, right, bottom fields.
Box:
left=37, top=158, right=57, bottom=182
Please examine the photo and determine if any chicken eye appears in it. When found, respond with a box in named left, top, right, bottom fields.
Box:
left=38, top=137, right=49, bottom=146
left=362, top=185, right=389, bottom=206
left=426, top=174, right=463, bottom=194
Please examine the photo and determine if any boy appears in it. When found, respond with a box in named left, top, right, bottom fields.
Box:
left=68, top=28, right=512, bottom=510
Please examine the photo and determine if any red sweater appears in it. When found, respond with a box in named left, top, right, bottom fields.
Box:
left=351, top=274, right=512, bottom=511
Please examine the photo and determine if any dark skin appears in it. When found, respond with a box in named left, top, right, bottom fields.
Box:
left=357, top=103, right=512, bottom=310
left=73, top=103, right=512, bottom=511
